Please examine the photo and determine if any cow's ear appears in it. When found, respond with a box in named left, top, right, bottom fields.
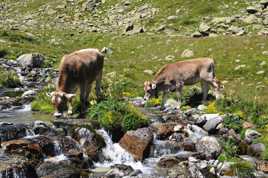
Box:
left=65, top=93, right=76, bottom=100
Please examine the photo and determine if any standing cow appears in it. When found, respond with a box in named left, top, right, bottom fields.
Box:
left=143, top=58, right=223, bottom=108
left=51, top=48, right=104, bottom=118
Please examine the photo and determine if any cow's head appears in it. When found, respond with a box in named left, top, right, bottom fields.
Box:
left=51, top=91, right=75, bottom=117
left=143, top=81, right=158, bottom=100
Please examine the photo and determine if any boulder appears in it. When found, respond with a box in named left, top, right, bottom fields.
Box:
left=196, top=136, right=221, bottom=160
left=185, top=124, right=208, bottom=143
left=200, top=114, right=223, bottom=133
left=105, top=164, right=135, bottom=177
left=151, top=122, right=176, bottom=139
left=164, top=98, right=181, bottom=110
left=119, top=127, right=153, bottom=160
left=73, top=127, right=105, bottom=160
left=82, top=0, right=101, bottom=12
left=246, top=6, right=259, bottom=14
left=248, top=143, right=266, bottom=157
left=199, top=23, right=210, bottom=34
left=0, top=123, right=29, bottom=142
left=17, top=53, right=44, bottom=68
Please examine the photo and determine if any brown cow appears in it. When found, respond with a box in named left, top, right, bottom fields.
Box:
left=144, top=58, right=223, bottom=108
left=51, top=48, right=104, bottom=118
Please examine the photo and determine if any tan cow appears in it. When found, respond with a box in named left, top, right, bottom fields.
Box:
left=51, top=48, right=104, bottom=118
left=144, top=58, right=223, bottom=108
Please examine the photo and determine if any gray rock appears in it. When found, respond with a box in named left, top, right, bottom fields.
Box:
left=246, top=6, right=259, bottom=14
left=181, top=49, right=194, bottom=58
left=228, top=26, right=245, bottom=35
left=21, top=90, right=36, bottom=98
left=191, top=31, right=203, bottom=38
left=17, top=53, right=44, bottom=68
left=263, top=17, right=268, bottom=25
left=167, top=16, right=178, bottom=21
left=186, top=124, right=208, bottom=143
left=245, top=129, right=261, bottom=143
left=242, top=15, right=258, bottom=24
left=248, top=143, right=266, bottom=157
left=196, top=136, right=221, bottom=159
left=263, top=51, right=268, bottom=56
left=201, top=114, right=223, bottom=133
left=82, top=0, right=101, bottom=11
left=199, top=23, right=210, bottom=34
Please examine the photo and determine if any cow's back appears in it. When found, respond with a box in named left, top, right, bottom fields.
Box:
left=59, top=49, right=104, bottom=84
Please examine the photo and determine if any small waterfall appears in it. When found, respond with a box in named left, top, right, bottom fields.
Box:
left=95, top=129, right=154, bottom=174
left=44, top=140, right=67, bottom=163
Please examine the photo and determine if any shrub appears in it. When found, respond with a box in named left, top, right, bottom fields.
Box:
left=223, top=114, right=243, bottom=133
left=205, top=101, right=218, bottom=113
left=88, top=98, right=149, bottom=132
left=218, top=138, right=239, bottom=162
left=145, top=98, right=161, bottom=107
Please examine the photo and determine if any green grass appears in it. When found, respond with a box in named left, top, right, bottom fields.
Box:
left=0, top=67, right=21, bottom=88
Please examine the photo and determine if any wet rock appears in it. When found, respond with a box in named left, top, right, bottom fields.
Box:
left=73, top=127, right=105, bottom=161
left=0, top=154, right=38, bottom=178
left=0, top=123, right=29, bottom=142
left=119, top=127, right=153, bottom=160
left=182, top=138, right=196, bottom=151
left=185, top=124, right=208, bottom=143
left=105, top=164, right=135, bottom=177
left=157, top=155, right=181, bottom=168
left=21, top=90, right=36, bottom=98
left=181, top=49, right=194, bottom=58
left=17, top=53, right=44, bottom=68
left=151, top=122, right=176, bottom=139
left=196, top=136, right=221, bottom=160
left=131, top=97, right=146, bottom=107
left=151, top=140, right=181, bottom=157
left=32, top=120, right=56, bottom=136
left=36, top=160, right=81, bottom=178
left=245, top=129, right=261, bottom=143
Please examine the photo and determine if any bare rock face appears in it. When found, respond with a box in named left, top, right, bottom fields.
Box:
left=151, top=122, right=176, bottom=140
left=119, top=127, right=153, bottom=160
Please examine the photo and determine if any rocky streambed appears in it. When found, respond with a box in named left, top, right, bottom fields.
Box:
left=0, top=97, right=268, bottom=178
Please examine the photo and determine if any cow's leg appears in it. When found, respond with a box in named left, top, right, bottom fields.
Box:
left=79, top=82, right=91, bottom=118
left=201, top=81, right=209, bottom=103
left=161, top=91, right=168, bottom=110
left=95, top=70, right=102, bottom=102
left=176, top=82, right=183, bottom=108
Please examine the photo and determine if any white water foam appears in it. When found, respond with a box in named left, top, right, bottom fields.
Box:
left=95, top=129, right=154, bottom=174
left=44, top=154, right=67, bottom=163
left=17, top=104, right=32, bottom=112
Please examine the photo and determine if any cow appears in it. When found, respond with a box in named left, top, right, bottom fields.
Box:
left=51, top=48, right=104, bottom=118
left=143, top=58, right=223, bottom=108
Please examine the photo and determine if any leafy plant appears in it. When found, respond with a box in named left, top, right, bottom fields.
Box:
left=0, top=67, right=21, bottom=88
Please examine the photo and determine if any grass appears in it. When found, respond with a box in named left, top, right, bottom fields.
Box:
left=0, top=67, right=21, bottom=88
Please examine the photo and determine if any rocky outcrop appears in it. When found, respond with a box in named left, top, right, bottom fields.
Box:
left=119, top=127, right=153, bottom=160
left=17, top=53, right=44, bottom=68
left=196, top=136, right=221, bottom=160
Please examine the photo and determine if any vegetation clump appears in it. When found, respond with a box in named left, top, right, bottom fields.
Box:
left=0, top=67, right=21, bottom=88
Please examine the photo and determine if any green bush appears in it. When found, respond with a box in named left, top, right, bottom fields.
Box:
left=218, top=138, right=239, bottom=162
left=88, top=98, right=149, bottom=132
left=0, top=68, right=21, bottom=88
left=223, top=114, right=243, bottom=133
